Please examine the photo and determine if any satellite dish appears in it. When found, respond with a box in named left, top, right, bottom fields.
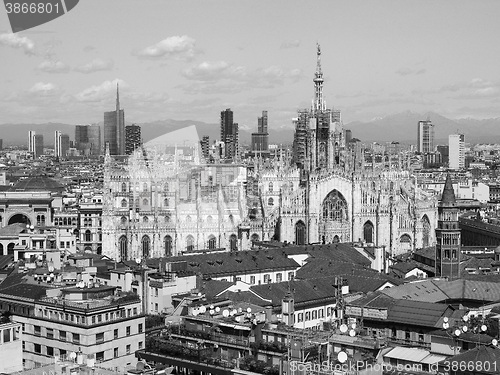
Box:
left=443, top=317, right=449, bottom=323
left=337, top=351, right=348, bottom=363
left=492, top=339, right=498, bottom=346
left=482, top=324, right=488, bottom=332
left=462, top=326, right=468, bottom=333
left=215, top=307, right=221, bottom=313
left=192, top=309, right=199, bottom=316
left=199, top=306, right=207, bottom=314
left=351, top=323, right=356, bottom=329
left=209, top=309, right=215, bottom=315
left=210, top=305, right=214, bottom=310
left=232, top=309, right=237, bottom=315
left=454, top=329, right=461, bottom=337
left=349, top=329, right=356, bottom=337
left=69, top=352, right=77, bottom=360
left=135, top=258, right=142, bottom=264
left=443, top=322, right=449, bottom=329
left=247, top=307, right=252, bottom=313
left=340, top=324, right=348, bottom=333
left=222, top=310, right=229, bottom=318
left=238, top=308, right=242, bottom=313
left=463, top=315, right=469, bottom=322
left=30, top=225, right=34, bottom=230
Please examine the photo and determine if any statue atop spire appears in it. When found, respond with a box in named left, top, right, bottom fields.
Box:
left=316, top=43, right=322, bottom=76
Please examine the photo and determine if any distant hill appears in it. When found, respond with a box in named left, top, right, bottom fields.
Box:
left=2, top=111, right=500, bottom=146
left=346, top=111, right=500, bottom=144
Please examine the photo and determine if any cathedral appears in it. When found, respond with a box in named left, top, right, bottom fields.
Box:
left=101, top=45, right=438, bottom=261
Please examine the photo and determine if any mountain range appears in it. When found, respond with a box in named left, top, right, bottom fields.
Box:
left=1, top=111, right=500, bottom=147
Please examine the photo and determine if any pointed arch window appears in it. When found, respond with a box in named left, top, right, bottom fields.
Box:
left=208, top=235, right=216, bottom=250
left=119, top=236, right=128, bottom=260
left=229, top=234, right=238, bottom=251
left=142, top=235, right=150, bottom=258
left=164, top=235, right=172, bottom=257
left=186, top=235, right=194, bottom=252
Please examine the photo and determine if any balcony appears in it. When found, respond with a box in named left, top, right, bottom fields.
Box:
left=388, top=336, right=431, bottom=349
left=174, top=327, right=251, bottom=349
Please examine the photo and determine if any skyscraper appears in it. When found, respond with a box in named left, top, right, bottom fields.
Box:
left=448, top=133, right=464, bottom=170
left=75, top=124, right=101, bottom=156
left=251, top=110, right=270, bottom=158
left=220, top=108, right=239, bottom=161
left=435, top=174, right=461, bottom=279
left=200, top=135, right=210, bottom=161
left=417, top=120, right=434, bottom=153
left=103, top=84, right=125, bottom=155
left=28, top=131, right=36, bottom=154
left=55, top=131, right=70, bottom=159
left=34, top=134, right=43, bottom=158
left=125, top=124, right=141, bottom=155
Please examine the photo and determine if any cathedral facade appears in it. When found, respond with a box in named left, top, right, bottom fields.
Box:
left=101, top=45, right=438, bottom=260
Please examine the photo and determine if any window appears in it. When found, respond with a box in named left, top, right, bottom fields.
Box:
left=288, top=272, right=294, bottom=281
left=47, top=346, right=54, bottom=357
left=34, top=325, right=41, bottom=336
left=268, top=197, right=274, bottom=206
left=126, top=344, right=131, bottom=354
left=186, top=235, right=194, bottom=252
left=34, top=344, right=41, bottom=354
left=208, top=235, right=216, bottom=250
left=114, top=347, right=119, bottom=358
left=276, top=273, right=282, bottom=283
left=264, top=274, right=271, bottom=283
left=59, top=331, right=66, bottom=341
left=126, top=326, right=131, bottom=336
left=96, top=351, right=104, bottom=362
left=3, top=329, right=10, bottom=342
left=142, top=235, right=150, bottom=258
left=312, top=310, right=317, bottom=320
left=155, top=303, right=158, bottom=312
left=305, top=312, right=311, bottom=321
left=250, top=276, right=256, bottom=284
left=46, top=328, right=53, bottom=339
left=96, top=332, right=104, bottom=344
left=298, top=313, right=304, bottom=322
left=114, top=329, right=118, bottom=339
left=143, top=198, right=149, bottom=206
left=230, top=234, right=238, bottom=251
left=121, top=199, right=127, bottom=208
left=138, top=324, right=143, bottom=333
left=139, top=341, right=143, bottom=350
left=73, top=333, right=80, bottom=344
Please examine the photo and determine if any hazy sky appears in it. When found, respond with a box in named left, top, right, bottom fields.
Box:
left=1, top=0, right=500, bottom=131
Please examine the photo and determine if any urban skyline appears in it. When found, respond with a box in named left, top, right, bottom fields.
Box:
left=1, top=1, right=500, bottom=130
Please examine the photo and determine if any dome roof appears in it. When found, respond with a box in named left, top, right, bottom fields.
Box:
left=11, top=175, right=65, bottom=192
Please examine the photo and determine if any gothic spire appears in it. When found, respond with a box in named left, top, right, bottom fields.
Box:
left=313, top=43, right=325, bottom=113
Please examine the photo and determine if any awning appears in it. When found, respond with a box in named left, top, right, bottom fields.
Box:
left=420, top=354, right=447, bottom=364
left=384, top=347, right=430, bottom=362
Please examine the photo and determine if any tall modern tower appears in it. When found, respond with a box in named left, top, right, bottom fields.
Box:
left=448, top=133, right=464, bottom=170
left=34, top=134, right=43, bottom=158
left=125, top=124, right=141, bottom=155
left=76, top=124, right=101, bottom=156
left=28, top=131, right=36, bottom=154
left=417, top=120, right=434, bottom=153
left=103, top=84, right=125, bottom=155
left=220, top=108, right=239, bottom=161
left=435, top=174, right=461, bottom=280
left=251, top=110, right=270, bottom=158
left=54, top=131, right=62, bottom=158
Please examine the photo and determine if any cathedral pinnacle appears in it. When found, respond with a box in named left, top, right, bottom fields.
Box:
left=313, top=43, right=325, bottom=113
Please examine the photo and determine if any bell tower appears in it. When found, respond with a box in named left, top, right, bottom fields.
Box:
left=435, top=174, right=461, bottom=279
